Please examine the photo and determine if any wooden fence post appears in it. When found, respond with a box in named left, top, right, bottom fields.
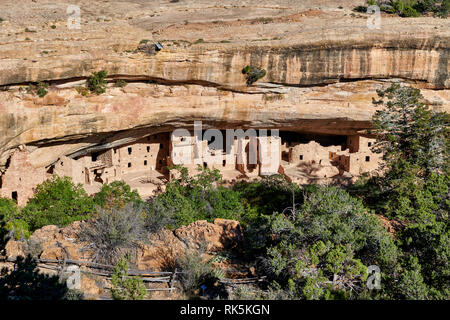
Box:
left=169, top=268, right=177, bottom=293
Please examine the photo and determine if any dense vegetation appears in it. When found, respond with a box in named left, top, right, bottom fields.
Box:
left=93, top=180, right=143, bottom=209
left=255, top=186, right=398, bottom=299
left=147, top=165, right=247, bottom=228
left=0, top=83, right=448, bottom=300
left=355, top=0, right=449, bottom=18
left=19, top=176, right=95, bottom=232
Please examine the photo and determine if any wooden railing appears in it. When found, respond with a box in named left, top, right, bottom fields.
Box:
left=1, top=257, right=267, bottom=294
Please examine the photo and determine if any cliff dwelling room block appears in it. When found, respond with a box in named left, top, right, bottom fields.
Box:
left=0, top=130, right=381, bottom=206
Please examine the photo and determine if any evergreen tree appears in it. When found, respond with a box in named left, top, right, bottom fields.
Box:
left=110, top=255, right=147, bottom=300
left=372, top=82, right=449, bottom=178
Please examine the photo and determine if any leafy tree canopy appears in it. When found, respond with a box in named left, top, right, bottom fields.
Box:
left=20, top=175, right=95, bottom=231
left=93, top=180, right=142, bottom=210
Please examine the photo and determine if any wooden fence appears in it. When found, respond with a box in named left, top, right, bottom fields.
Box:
left=1, top=257, right=266, bottom=294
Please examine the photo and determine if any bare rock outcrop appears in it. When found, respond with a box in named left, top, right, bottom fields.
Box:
left=136, top=228, right=186, bottom=271
left=2, top=218, right=242, bottom=298
left=3, top=218, right=243, bottom=277
left=136, top=219, right=243, bottom=270
left=2, top=222, right=90, bottom=262
left=4, top=240, right=26, bottom=259
left=174, top=218, right=243, bottom=251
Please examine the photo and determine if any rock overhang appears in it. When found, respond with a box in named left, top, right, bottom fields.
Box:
left=0, top=0, right=448, bottom=169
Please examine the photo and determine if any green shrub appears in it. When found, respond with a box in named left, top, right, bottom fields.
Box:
left=110, top=255, right=147, bottom=300
left=175, top=245, right=225, bottom=298
left=396, top=256, right=430, bottom=299
left=36, top=87, right=48, bottom=98
left=20, top=176, right=95, bottom=231
left=436, top=0, right=450, bottom=17
left=390, top=0, right=436, bottom=17
left=75, top=85, right=89, bottom=96
left=0, top=198, right=19, bottom=250
left=26, top=82, right=48, bottom=98
left=399, top=5, right=420, bottom=16
left=115, top=79, right=128, bottom=88
left=242, top=65, right=266, bottom=85
left=397, top=220, right=449, bottom=298
left=79, top=203, right=147, bottom=264
left=357, top=0, right=447, bottom=17
left=150, top=165, right=246, bottom=228
left=258, top=185, right=398, bottom=299
left=5, top=219, right=31, bottom=241
left=0, top=197, right=18, bottom=222
left=93, top=180, right=142, bottom=210
left=390, top=173, right=448, bottom=223
left=233, top=175, right=314, bottom=256
left=87, top=70, right=108, bottom=95
left=233, top=175, right=304, bottom=221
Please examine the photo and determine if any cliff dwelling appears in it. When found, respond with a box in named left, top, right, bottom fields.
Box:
left=0, top=0, right=447, bottom=208
left=0, top=0, right=448, bottom=303
left=0, top=130, right=380, bottom=206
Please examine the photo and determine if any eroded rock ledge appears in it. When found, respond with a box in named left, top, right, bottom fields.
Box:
left=0, top=0, right=448, bottom=192
left=0, top=80, right=448, bottom=170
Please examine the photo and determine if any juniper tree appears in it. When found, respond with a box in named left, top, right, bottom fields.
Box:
left=362, top=83, right=450, bottom=221
left=110, top=255, right=147, bottom=300
left=371, top=82, right=449, bottom=178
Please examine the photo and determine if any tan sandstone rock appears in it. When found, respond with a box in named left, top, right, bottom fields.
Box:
left=4, top=240, right=25, bottom=259
left=61, top=221, right=83, bottom=240
left=81, top=275, right=103, bottom=299
left=39, top=240, right=82, bottom=261
left=136, top=229, right=186, bottom=271
left=0, top=1, right=448, bottom=170
left=135, top=219, right=243, bottom=270
left=29, top=225, right=61, bottom=244
left=175, top=219, right=243, bottom=251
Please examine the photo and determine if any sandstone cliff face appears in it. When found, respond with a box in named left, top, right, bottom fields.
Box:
left=0, top=1, right=448, bottom=88
left=0, top=0, right=448, bottom=169
left=0, top=36, right=447, bottom=88
left=0, top=80, right=448, bottom=169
